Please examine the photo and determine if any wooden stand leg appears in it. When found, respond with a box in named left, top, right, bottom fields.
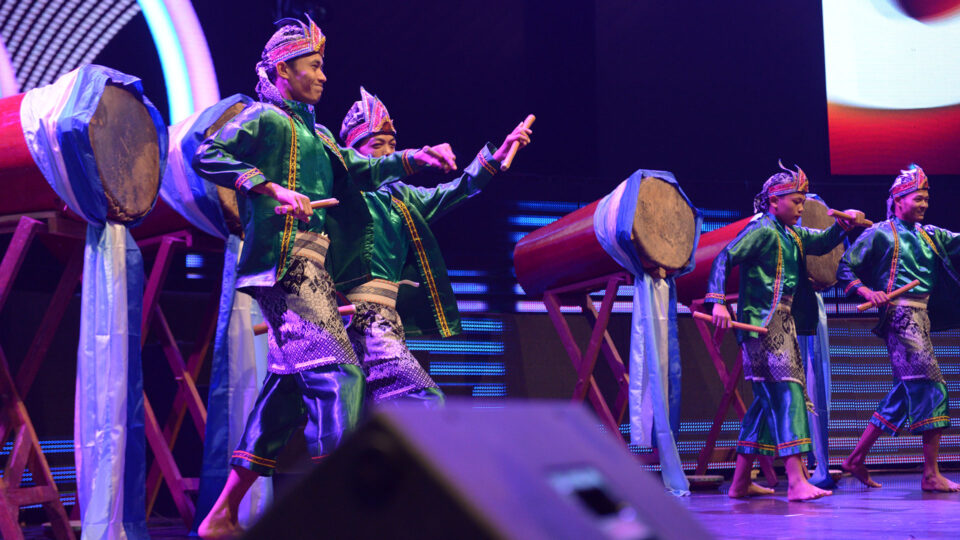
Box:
left=145, top=294, right=219, bottom=518
left=0, top=217, right=75, bottom=539
left=0, top=349, right=75, bottom=539
left=690, top=298, right=778, bottom=484
left=16, top=247, right=83, bottom=397
left=542, top=272, right=633, bottom=438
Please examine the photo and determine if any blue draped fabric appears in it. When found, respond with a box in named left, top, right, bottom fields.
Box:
left=161, top=94, right=254, bottom=240
left=74, top=224, right=149, bottom=540
left=594, top=169, right=702, bottom=496
left=795, top=194, right=839, bottom=489
left=19, top=65, right=165, bottom=540
left=801, top=293, right=836, bottom=489
left=193, top=236, right=272, bottom=532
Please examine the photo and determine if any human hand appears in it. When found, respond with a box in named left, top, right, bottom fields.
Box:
left=413, top=144, right=457, bottom=172
left=492, top=121, right=533, bottom=162
left=830, top=208, right=871, bottom=230
left=712, top=303, right=732, bottom=330
left=264, top=183, right=312, bottom=222
left=857, top=286, right=889, bottom=308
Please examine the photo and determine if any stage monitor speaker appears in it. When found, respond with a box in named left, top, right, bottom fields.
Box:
left=243, top=400, right=711, bottom=540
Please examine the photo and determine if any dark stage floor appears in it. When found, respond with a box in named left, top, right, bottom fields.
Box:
left=22, top=472, right=960, bottom=539
left=681, top=472, right=960, bottom=539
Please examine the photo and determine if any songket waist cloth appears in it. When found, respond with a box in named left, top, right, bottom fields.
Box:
left=741, top=295, right=805, bottom=384
left=880, top=295, right=943, bottom=383
left=251, top=231, right=359, bottom=374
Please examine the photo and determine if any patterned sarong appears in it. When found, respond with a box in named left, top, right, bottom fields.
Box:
left=742, top=298, right=807, bottom=390
left=252, top=253, right=359, bottom=374
left=347, top=300, right=442, bottom=405
left=879, top=299, right=943, bottom=383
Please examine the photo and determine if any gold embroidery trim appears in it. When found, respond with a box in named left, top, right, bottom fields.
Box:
left=391, top=196, right=451, bottom=336
left=276, top=114, right=298, bottom=280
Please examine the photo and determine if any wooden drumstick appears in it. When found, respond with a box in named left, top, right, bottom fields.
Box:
left=499, top=114, right=536, bottom=171
left=252, top=305, right=356, bottom=336
left=693, top=311, right=768, bottom=334
left=856, top=279, right=920, bottom=312
left=828, top=209, right=873, bottom=227
left=274, top=197, right=339, bottom=216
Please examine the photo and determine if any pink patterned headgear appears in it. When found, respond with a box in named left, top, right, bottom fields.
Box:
left=340, top=87, right=396, bottom=148
left=753, top=161, right=809, bottom=213
left=887, top=164, right=929, bottom=219
left=890, top=164, right=929, bottom=198
left=264, top=15, right=325, bottom=66
left=255, top=15, right=326, bottom=104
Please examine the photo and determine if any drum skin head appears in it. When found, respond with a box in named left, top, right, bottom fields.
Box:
left=802, top=197, right=844, bottom=290
left=631, top=177, right=697, bottom=273
left=89, top=85, right=160, bottom=223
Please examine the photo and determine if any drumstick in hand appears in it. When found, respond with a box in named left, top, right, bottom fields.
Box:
left=693, top=311, right=768, bottom=334
left=856, top=279, right=920, bottom=312
left=274, top=198, right=339, bottom=216
left=828, top=209, right=874, bottom=227
left=500, top=114, right=536, bottom=171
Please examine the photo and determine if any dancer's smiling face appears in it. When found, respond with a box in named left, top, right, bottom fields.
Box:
left=276, top=53, right=326, bottom=104
left=895, top=189, right=929, bottom=223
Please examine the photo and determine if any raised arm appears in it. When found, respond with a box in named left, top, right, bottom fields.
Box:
left=926, top=225, right=960, bottom=260
left=331, top=123, right=458, bottom=191
left=396, top=122, right=533, bottom=221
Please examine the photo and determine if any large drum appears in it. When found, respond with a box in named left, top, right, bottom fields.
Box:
left=0, top=65, right=163, bottom=223
left=674, top=196, right=845, bottom=306
left=133, top=94, right=253, bottom=240
left=514, top=175, right=698, bottom=297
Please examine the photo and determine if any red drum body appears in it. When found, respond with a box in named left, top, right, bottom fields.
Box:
left=514, top=177, right=698, bottom=297
left=0, top=75, right=161, bottom=223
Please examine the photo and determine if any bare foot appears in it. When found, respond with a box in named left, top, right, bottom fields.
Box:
left=198, top=508, right=243, bottom=540
left=787, top=479, right=832, bottom=501
left=841, top=460, right=881, bottom=488
left=921, top=474, right=960, bottom=493
left=729, top=481, right=776, bottom=499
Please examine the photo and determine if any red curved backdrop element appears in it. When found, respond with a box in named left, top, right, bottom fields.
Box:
left=828, top=102, right=960, bottom=175
left=895, top=0, right=960, bottom=21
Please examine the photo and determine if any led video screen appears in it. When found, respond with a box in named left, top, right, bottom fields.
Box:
left=823, top=0, right=960, bottom=174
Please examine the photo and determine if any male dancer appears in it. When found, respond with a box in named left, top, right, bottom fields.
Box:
left=707, top=163, right=866, bottom=501
left=193, top=17, right=457, bottom=538
left=838, top=165, right=960, bottom=492
left=328, top=87, right=531, bottom=406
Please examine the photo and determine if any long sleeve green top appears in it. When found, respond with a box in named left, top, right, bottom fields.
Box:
left=327, top=143, right=501, bottom=337
left=706, top=212, right=847, bottom=341
left=837, top=218, right=960, bottom=331
left=193, top=98, right=421, bottom=289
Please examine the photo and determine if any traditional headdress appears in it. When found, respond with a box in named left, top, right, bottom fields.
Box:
left=255, top=15, right=326, bottom=105
left=339, top=87, right=396, bottom=148
left=887, top=164, right=929, bottom=218
left=752, top=160, right=810, bottom=213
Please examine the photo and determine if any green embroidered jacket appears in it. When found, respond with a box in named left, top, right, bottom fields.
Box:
left=326, top=143, right=501, bottom=337
left=837, top=218, right=960, bottom=332
left=706, top=212, right=847, bottom=341
left=193, top=98, right=421, bottom=289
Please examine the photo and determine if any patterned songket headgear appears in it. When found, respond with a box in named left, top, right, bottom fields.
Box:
left=339, top=87, right=396, bottom=148
left=887, top=164, right=929, bottom=218
left=890, top=164, right=929, bottom=198
left=752, top=161, right=810, bottom=213
left=255, top=15, right=326, bottom=104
